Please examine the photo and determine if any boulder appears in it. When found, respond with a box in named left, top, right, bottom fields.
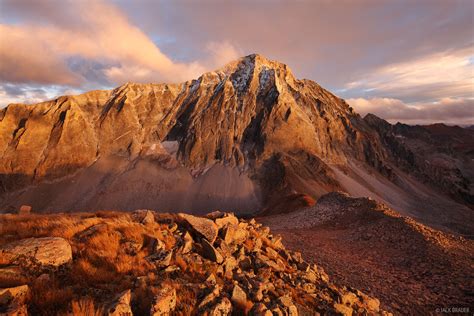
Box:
left=150, top=286, right=177, bottom=316
left=178, top=214, right=218, bottom=243
left=106, top=290, right=133, bottom=316
left=0, top=237, right=72, bottom=268
left=201, top=239, right=223, bottom=263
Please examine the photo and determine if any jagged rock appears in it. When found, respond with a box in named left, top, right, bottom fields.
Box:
left=18, top=205, right=31, bottom=215
left=181, top=232, right=193, bottom=254
left=223, top=257, right=237, bottom=276
left=144, top=235, right=165, bottom=253
left=147, top=250, right=173, bottom=268
left=198, top=285, right=222, bottom=309
left=231, top=284, right=247, bottom=307
left=178, top=214, right=218, bottom=243
left=0, top=237, right=72, bottom=268
left=0, top=285, right=28, bottom=308
left=223, top=225, right=248, bottom=245
left=106, top=290, right=133, bottom=316
left=214, top=213, right=239, bottom=229
left=141, top=210, right=155, bottom=225
left=209, top=297, right=232, bottom=316
left=150, top=286, right=177, bottom=316
left=201, top=239, right=223, bottom=263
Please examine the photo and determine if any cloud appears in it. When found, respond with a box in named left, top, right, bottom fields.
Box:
left=348, top=97, right=474, bottom=125
left=0, top=0, right=240, bottom=91
left=0, top=83, right=80, bottom=105
left=345, top=49, right=474, bottom=102
left=119, top=0, right=473, bottom=90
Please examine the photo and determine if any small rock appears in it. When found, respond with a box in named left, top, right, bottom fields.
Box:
left=223, top=225, right=248, bottom=245
left=150, top=286, right=177, bottom=316
left=18, top=205, right=31, bottom=215
left=215, top=213, right=239, bottom=229
left=181, top=232, right=193, bottom=254
left=106, top=290, right=132, bottom=316
left=334, top=303, right=353, bottom=316
left=278, top=295, right=293, bottom=308
left=231, top=284, right=247, bottom=307
left=201, top=239, right=223, bottom=263
left=147, top=250, right=173, bottom=268
left=199, top=285, right=221, bottom=309
left=141, top=210, right=155, bottom=225
left=209, top=297, right=232, bottom=316
left=178, top=213, right=218, bottom=243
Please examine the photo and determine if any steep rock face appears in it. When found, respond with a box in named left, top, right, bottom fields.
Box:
left=364, top=114, right=474, bottom=205
left=0, top=55, right=385, bottom=211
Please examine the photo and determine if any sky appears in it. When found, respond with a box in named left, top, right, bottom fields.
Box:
left=0, top=0, right=473, bottom=125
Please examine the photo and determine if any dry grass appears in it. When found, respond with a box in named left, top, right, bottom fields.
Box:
left=0, top=211, right=178, bottom=315
left=67, top=298, right=103, bottom=316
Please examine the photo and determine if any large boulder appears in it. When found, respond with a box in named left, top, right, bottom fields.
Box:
left=178, top=214, right=218, bottom=243
left=0, top=237, right=72, bottom=268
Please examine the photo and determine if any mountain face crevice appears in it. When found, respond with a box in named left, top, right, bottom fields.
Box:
left=0, top=54, right=472, bottom=230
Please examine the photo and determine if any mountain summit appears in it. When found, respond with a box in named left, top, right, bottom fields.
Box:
left=0, top=55, right=472, bottom=234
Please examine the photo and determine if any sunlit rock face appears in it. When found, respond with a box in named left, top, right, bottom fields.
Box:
left=0, top=55, right=471, bottom=221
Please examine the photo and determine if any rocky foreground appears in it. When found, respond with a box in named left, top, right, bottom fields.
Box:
left=0, top=210, right=388, bottom=315
left=262, top=192, right=474, bottom=314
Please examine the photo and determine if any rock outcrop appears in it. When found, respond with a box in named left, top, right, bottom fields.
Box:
left=0, top=237, right=72, bottom=268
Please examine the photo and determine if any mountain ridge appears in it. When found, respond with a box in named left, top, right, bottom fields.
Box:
left=0, top=54, right=472, bottom=235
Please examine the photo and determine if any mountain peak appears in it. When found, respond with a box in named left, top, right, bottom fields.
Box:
left=216, top=53, right=294, bottom=78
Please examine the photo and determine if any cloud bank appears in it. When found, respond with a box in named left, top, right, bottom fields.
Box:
left=0, top=0, right=240, bottom=90
left=0, top=0, right=472, bottom=125
left=348, top=97, right=474, bottom=125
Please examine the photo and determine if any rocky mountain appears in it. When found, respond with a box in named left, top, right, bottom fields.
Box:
left=0, top=54, right=472, bottom=235
left=0, top=210, right=389, bottom=315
